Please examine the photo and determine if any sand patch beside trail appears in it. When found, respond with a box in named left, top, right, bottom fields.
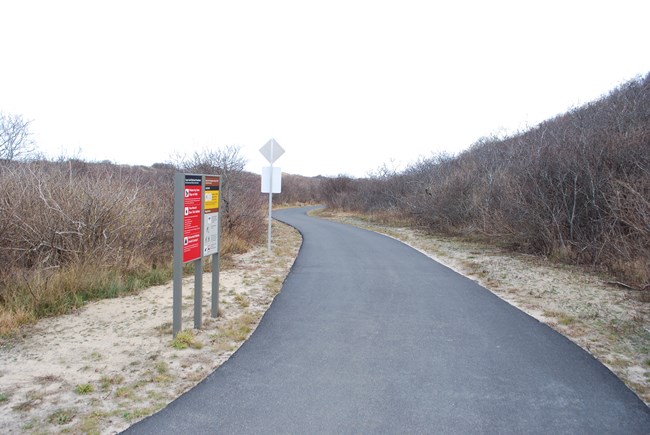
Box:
left=0, top=220, right=301, bottom=434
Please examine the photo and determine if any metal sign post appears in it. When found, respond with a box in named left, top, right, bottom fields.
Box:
left=172, top=173, right=221, bottom=337
left=203, top=176, right=221, bottom=319
left=260, top=138, right=285, bottom=253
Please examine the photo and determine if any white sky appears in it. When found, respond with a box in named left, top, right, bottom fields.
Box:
left=1, top=0, right=648, bottom=177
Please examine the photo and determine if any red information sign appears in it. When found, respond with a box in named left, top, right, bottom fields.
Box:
left=183, top=175, right=202, bottom=263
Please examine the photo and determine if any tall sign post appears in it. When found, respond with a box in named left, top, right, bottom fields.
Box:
left=203, top=176, right=221, bottom=319
left=173, top=173, right=221, bottom=336
left=260, top=138, right=284, bottom=253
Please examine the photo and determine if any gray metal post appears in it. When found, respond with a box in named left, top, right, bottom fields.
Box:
left=267, top=186, right=273, bottom=253
left=194, top=257, right=202, bottom=329
left=267, top=147, right=274, bottom=253
left=211, top=253, right=219, bottom=317
left=194, top=174, right=205, bottom=329
left=211, top=191, right=221, bottom=318
left=172, top=173, right=183, bottom=337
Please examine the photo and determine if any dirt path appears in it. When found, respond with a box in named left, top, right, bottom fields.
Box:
left=0, top=221, right=301, bottom=434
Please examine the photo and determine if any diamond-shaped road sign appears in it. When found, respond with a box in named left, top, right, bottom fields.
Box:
left=259, top=138, right=285, bottom=164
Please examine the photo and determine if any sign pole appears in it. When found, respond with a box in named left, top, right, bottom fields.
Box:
left=260, top=138, right=284, bottom=254
left=267, top=148, right=274, bottom=254
left=211, top=179, right=221, bottom=318
left=194, top=175, right=206, bottom=329
left=172, top=173, right=184, bottom=337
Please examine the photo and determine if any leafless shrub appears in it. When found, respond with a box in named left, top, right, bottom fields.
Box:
left=0, top=145, right=270, bottom=333
left=0, top=160, right=170, bottom=273
left=276, top=173, right=322, bottom=205
left=0, top=112, right=36, bottom=162
left=173, top=145, right=266, bottom=252
left=320, top=73, right=650, bottom=285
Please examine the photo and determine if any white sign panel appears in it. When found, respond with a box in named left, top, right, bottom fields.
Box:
left=261, top=166, right=282, bottom=193
left=259, top=138, right=285, bottom=164
left=203, top=213, right=219, bottom=256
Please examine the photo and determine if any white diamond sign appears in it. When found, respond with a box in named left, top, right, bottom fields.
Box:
left=259, top=138, right=285, bottom=164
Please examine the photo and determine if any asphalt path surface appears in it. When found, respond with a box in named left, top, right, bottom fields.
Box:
left=125, top=207, right=650, bottom=434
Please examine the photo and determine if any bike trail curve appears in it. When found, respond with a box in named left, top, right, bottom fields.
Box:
left=125, top=207, right=650, bottom=434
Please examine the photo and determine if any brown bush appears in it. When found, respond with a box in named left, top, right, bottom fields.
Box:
left=320, top=73, right=650, bottom=285
left=275, top=173, right=322, bottom=205
left=0, top=146, right=269, bottom=334
left=174, top=145, right=266, bottom=252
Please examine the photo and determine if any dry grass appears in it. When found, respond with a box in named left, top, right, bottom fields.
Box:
left=0, top=219, right=302, bottom=434
left=0, top=157, right=267, bottom=340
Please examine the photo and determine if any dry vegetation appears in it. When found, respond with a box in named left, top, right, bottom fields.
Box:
left=320, top=73, right=650, bottom=288
left=0, top=71, right=647, bottom=428
left=0, top=146, right=266, bottom=337
left=0, top=220, right=301, bottom=434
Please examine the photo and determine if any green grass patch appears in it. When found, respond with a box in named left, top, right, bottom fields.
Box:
left=48, top=408, right=75, bottom=425
left=155, top=361, right=168, bottom=375
left=121, top=406, right=158, bottom=422
left=0, top=392, right=8, bottom=403
left=74, top=383, right=94, bottom=394
left=172, top=330, right=203, bottom=350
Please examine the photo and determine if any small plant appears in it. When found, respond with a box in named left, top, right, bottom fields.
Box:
left=155, top=361, right=168, bottom=375
left=558, top=315, right=576, bottom=326
left=100, top=374, right=124, bottom=391
left=152, top=360, right=172, bottom=384
left=0, top=392, right=7, bottom=403
left=48, top=408, right=75, bottom=425
left=121, top=406, right=156, bottom=422
left=233, top=293, right=250, bottom=308
left=74, top=383, right=94, bottom=394
left=543, top=310, right=575, bottom=326
left=219, top=313, right=257, bottom=342
left=171, top=330, right=203, bottom=350
left=115, top=386, right=133, bottom=399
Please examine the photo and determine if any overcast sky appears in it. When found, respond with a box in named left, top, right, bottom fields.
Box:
left=1, top=1, right=648, bottom=177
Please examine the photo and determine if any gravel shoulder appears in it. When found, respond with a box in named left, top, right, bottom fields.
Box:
left=316, top=210, right=650, bottom=407
left=0, top=220, right=301, bottom=434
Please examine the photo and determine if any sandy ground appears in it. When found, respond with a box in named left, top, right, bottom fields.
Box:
left=1, top=211, right=649, bottom=434
left=0, top=220, right=301, bottom=434
left=321, top=211, right=650, bottom=407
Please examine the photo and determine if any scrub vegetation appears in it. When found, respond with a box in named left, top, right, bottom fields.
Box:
left=0, top=146, right=266, bottom=337
left=2, top=74, right=647, bottom=338
left=318, top=73, right=650, bottom=289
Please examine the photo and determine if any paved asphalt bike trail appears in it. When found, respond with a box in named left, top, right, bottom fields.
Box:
left=125, top=207, right=650, bottom=434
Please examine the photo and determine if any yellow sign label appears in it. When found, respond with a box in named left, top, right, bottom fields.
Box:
left=205, top=190, right=219, bottom=211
